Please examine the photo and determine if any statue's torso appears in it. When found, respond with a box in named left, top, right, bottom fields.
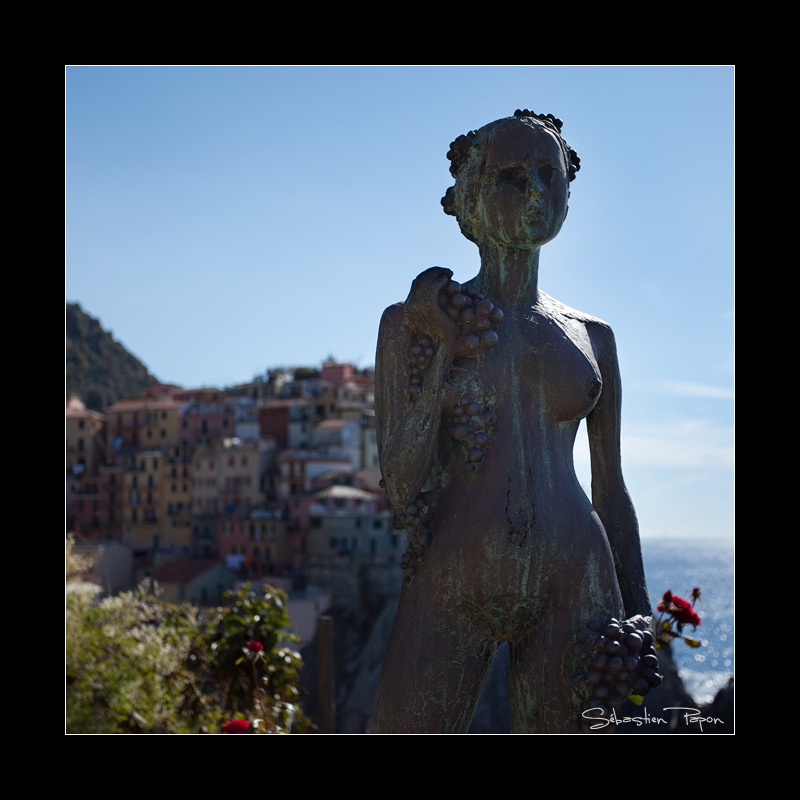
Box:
left=422, top=299, right=618, bottom=607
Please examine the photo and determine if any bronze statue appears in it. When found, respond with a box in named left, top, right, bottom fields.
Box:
left=370, top=110, right=659, bottom=734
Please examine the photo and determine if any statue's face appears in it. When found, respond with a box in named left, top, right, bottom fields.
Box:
left=473, top=122, right=570, bottom=250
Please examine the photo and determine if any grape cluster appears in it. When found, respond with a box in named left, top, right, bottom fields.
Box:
left=407, top=333, right=437, bottom=400
left=406, top=282, right=502, bottom=402
left=438, top=280, right=503, bottom=354
left=573, top=617, right=662, bottom=720
left=393, top=490, right=438, bottom=577
left=446, top=388, right=498, bottom=474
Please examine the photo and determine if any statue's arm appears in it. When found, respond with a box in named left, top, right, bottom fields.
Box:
left=375, top=267, right=456, bottom=512
left=586, top=321, right=651, bottom=620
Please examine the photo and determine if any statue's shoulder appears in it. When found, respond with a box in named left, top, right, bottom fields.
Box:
left=540, top=292, right=618, bottom=359
left=540, top=291, right=613, bottom=332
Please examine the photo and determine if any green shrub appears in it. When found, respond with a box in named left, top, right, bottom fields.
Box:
left=65, top=537, right=312, bottom=734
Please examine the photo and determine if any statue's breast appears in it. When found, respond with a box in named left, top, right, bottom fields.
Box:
left=458, top=310, right=602, bottom=425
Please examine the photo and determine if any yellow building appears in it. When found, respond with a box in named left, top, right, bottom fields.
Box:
left=159, top=455, right=194, bottom=553
left=66, top=397, right=106, bottom=478
left=123, top=450, right=163, bottom=550
left=105, top=397, right=181, bottom=454
left=192, top=443, right=220, bottom=516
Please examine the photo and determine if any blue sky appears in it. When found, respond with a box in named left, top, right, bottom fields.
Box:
left=65, top=66, right=734, bottom=543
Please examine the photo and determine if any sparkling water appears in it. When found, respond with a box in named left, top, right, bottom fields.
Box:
left=641, top=537, right=734, bottom=705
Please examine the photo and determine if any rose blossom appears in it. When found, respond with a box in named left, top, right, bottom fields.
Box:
left=221, top=718, right=250, bottom=734
left=658, top=591, right=701, bottom=628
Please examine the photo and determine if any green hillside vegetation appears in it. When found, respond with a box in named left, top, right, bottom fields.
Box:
left=66, top=303, right=158, bottom=412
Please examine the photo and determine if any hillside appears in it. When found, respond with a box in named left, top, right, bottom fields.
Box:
left=65, top=303, right=159, bottom=412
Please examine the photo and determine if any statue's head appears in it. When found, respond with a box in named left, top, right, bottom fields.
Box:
left=441, top=110, right=581, bottom=249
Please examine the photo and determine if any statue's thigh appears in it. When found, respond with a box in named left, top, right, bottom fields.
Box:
left=370, top=592, right=496, bottom=734
left=506, top=593, right=623, bottom=734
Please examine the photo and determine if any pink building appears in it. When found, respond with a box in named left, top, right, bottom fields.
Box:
left=177, top=390, right=236, bottom=448
left=217, top=512, right=291, bottom=577
left=259, top=399, right=311, bottom=449
left=320, top=362, right=354, bottom=384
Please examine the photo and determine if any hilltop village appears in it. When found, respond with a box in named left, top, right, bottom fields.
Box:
left=66, top=361, right=402, bottom=608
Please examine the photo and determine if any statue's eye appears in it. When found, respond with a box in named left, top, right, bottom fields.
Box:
left=538, top=164, right=555, bottom=189
left=497, top=168, right=528, bottom=193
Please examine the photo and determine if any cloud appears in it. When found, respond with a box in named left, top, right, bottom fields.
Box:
left=622, top=425, right=734, bottom=470
left=659, top=381, right=734, bottom=401
left=630, top=380, right=735, bottom=400
left=575, top=417, right=734, bottom=473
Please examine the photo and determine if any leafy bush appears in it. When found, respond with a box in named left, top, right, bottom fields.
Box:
left=204, top=584, right=313, bottom=734
left=65, top=537, right=312, bottom=734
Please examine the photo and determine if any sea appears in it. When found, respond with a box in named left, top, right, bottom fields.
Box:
left=640, top=537, right=734, bottom=705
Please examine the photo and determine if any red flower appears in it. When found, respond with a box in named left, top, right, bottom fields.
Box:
left=691, top=587, right=701, bottom=602
left=658, top=591, right=701, bottom=628
left=247, top=640, right=264, bottom=653
left=221, top=718, right=250, bottom=734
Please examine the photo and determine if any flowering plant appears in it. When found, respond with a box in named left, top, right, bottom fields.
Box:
left=208, top=584, right=313, bottom=735
left=656, top=588, right=702, bottom=649
left=220, top=718, right=251, bottom=734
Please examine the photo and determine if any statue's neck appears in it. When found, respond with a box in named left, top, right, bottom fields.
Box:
left=474, top=241, right=541, bottom=307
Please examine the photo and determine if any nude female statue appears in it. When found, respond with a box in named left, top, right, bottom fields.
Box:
left=369, top=110, right=659, bottom=734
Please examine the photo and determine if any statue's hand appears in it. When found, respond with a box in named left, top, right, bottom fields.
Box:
left=627, top=613, right=656, bottom=640
left=403, top=267, right=506, bottom=363
left=404, top=267, right=459, bottom=346
left=406, top=266, right=454, bottom=304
